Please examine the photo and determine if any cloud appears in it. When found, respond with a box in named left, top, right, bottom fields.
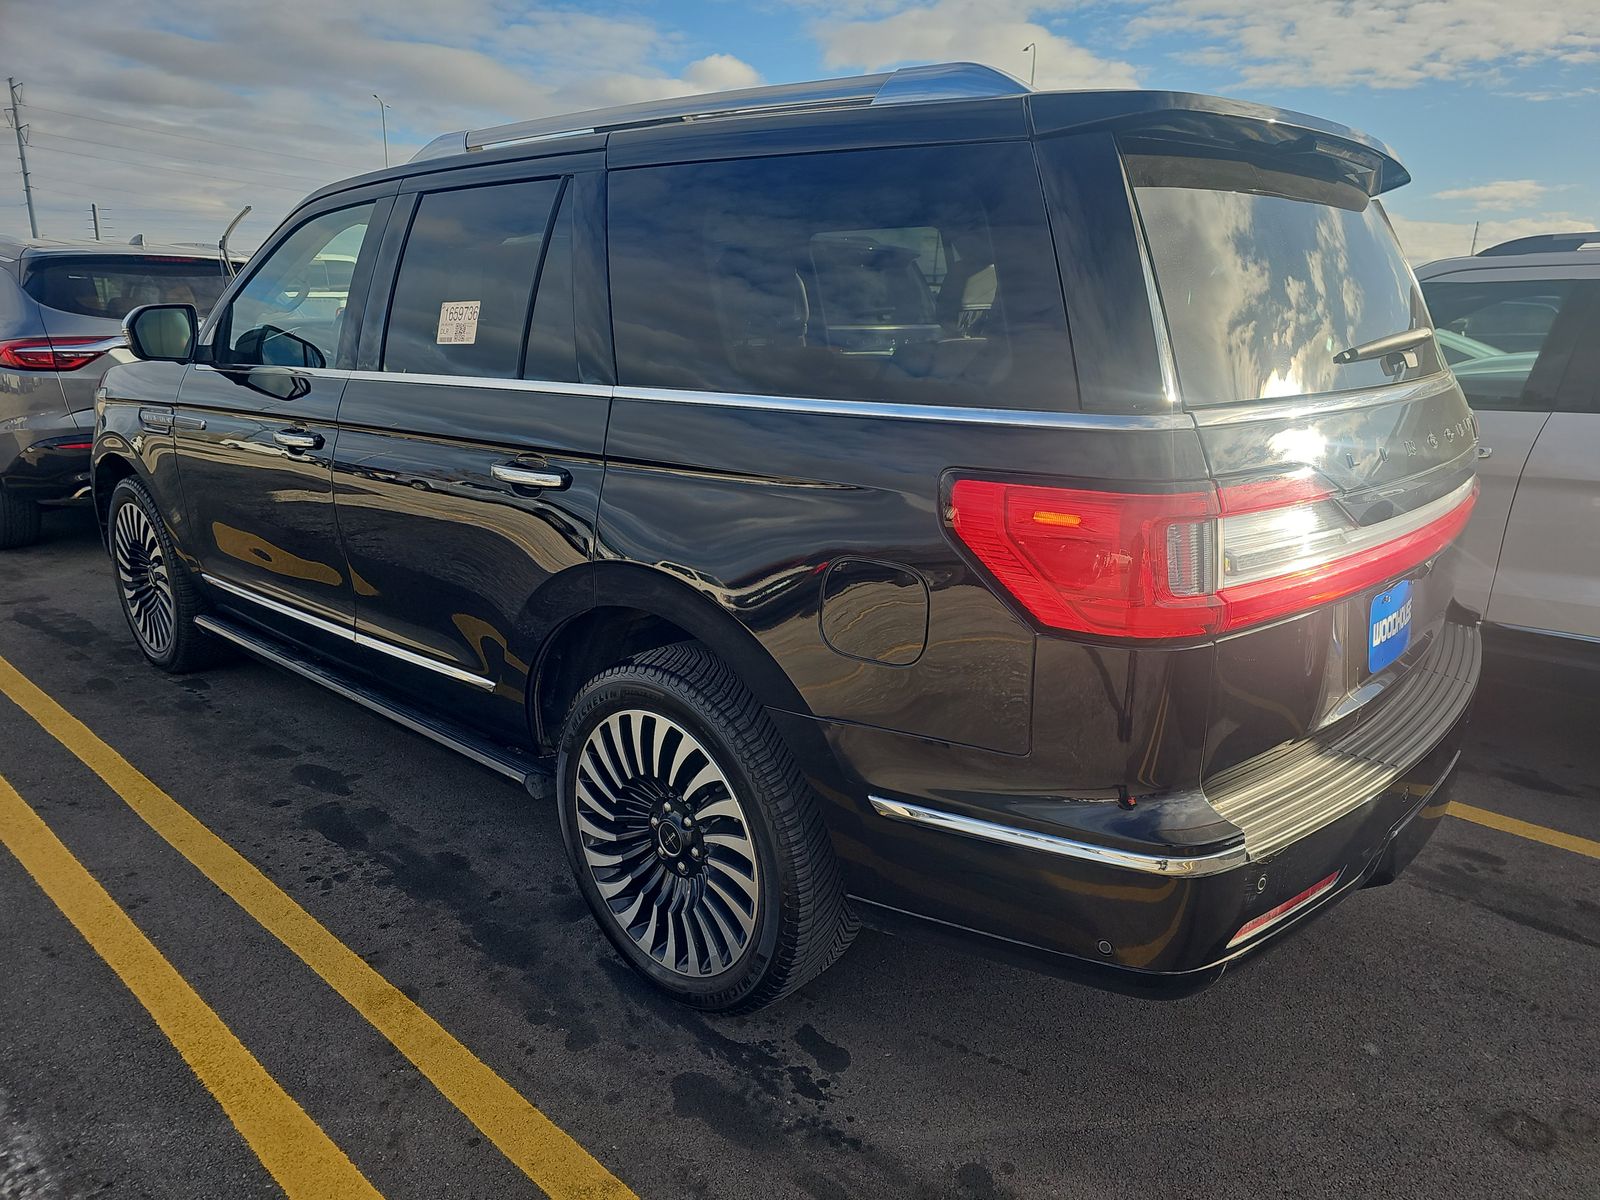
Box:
left=2, top=0, right=759, bottom=248
left=811, top=0, right=1141, bottom=89
left=1127, top=0, right=1600, bottom=90
left=1433, top=181, right=1556, bottom=211
left=1386, top=211, right=1599, bottom=265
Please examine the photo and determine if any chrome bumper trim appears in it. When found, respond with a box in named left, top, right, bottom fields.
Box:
left=867, top=795, right=1249, bottom=877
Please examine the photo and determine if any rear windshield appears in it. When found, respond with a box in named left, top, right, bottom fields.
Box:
left=24, top=256, right=231, bottom=319
left=1127, top=146, right=1438, bottom=407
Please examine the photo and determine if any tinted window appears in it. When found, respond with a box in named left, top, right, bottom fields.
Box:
left=26, top=256, right=232, bottom=319
left=1422, top=278, right=1581, bottom=411
left=220, top=205, right=375, bottom=368
left=384, top=179, right=560, bottom=378
left=1129, top=148, right=1438, bottom=406
left=608, top=143, right=1074, bottom=409
left=521, top=183, right=579, bottom=383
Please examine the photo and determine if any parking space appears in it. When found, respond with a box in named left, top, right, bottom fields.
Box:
left=2, top=506, right=1597, bottom=1200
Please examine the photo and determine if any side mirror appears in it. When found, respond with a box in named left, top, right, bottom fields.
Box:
left=123, top=304, right=197, bottom=363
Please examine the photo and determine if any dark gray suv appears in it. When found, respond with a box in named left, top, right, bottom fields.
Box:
left=0, top=238, right=233, bottom=547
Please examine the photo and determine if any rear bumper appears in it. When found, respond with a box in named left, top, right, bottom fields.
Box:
left=784, top=619, right=1478, bottom=997
left=1, top=428, right=93, bottom=502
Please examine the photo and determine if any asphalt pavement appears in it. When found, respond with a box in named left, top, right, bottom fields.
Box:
left=1, top=506, right=1596, bottom=1200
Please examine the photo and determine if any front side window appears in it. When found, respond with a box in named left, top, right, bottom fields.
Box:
left=1421, top=278, right=1581, bottom=411
left=608, top=143, right=1075, bottom=409
left=383, top=179, right=561, bottom=379
left=1129, top=146, right=1439, bottom=407
left=25, top=256, right=232, bottom=319
left=219, top=204, right=375, bottom=368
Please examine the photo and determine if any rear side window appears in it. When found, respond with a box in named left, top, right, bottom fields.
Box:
left=383, top=178, right=561, bottom=378
left=1421, top=278, right=1582, bottom=411
left=25, top=256, right=232, bottom=318
left=1128, top=146, right=1439, bottom=407
left=608, top=143, right=1075, bottom=409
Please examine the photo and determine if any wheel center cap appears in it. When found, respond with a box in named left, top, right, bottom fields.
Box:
left=657, top=822, right=685, bottom=856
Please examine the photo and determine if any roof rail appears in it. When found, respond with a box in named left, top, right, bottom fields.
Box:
left=1477, top=231, right=1600, bottom=257
left=411, top=62, right=1029, bottom=162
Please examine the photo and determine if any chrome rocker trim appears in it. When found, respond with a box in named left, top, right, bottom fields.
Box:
left=201, top=574, right=497, bottom=691
left=867, top=795, right=1249, bottom=876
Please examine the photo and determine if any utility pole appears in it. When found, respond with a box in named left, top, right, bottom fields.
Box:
left=6, top=78, right=38, bottom=239
left=90, top=203, right=102, bottom=240
left=1022, top=43, right=1037, bottom=88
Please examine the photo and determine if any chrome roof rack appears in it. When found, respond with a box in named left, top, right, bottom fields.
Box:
left=411, top=62, right=1029, bottom=162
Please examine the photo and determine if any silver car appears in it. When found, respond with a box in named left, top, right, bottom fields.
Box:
left=1418, top=232, right=1600, bottom=650
left=0, top=238, right=235, bottom=548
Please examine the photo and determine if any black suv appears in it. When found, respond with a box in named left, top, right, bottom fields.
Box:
left=94, top=64, right=1480, bottom=1012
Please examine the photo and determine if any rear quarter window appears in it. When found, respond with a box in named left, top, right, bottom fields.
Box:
left=607, top=142, right=1076, bottom=410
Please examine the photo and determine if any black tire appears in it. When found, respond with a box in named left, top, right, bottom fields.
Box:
left=557, top=643, right=857, bottom=1012
left=107, top=477, right=225, bottom=673
left=0, top=490, right=41, bottom=550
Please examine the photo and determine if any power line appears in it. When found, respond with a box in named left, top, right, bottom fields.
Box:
left=24, top=103, right=359, bottom=169
left=34, top=129, right=330, bottom=186
left=27, top=142, right=315, bottom=193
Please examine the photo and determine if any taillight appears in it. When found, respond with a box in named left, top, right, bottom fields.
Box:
left=948, top=473, right=1477, bottom=639
left=0, top=336, right=117, bottom=372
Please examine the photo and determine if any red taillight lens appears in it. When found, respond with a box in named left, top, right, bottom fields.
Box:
left=948, top=479, right=1222, bottom=637
left=0, top=336, right=114, bottom=372
left=948, top=475, right=1478, bottom=639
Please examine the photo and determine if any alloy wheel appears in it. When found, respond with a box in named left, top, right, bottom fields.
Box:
left=574, top=709, right=761, bottom=978
left=113, top=500, right=176, bottom=656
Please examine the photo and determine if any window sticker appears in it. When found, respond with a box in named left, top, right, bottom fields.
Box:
left=436, top=301, right=481, bottom=345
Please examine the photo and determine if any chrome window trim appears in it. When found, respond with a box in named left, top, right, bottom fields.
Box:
left=193, top=363, right=352, bottom=382
left=266, top=366, right=1197, bottom=429
left=202, top=574, right=497, bottom=691
left=1188, top=372, right=1458, bottom=428
left=868, top=795, right=1249, bottom=876
left=342, top=370, right=612, bottom=398
left=613, top=386, right=1194, bottom=430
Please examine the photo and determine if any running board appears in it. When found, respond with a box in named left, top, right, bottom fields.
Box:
left=194, top=615, right=551, bottom=789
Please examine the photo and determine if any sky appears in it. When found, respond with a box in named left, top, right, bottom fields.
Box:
left=1, top=0, right=1596, bottom=264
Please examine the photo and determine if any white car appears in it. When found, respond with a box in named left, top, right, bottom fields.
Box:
left=1418, top=232, right=1600, bottom=652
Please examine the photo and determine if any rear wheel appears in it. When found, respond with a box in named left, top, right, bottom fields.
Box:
left=108, top=477, right=224, bottom=673
left=557, top=643, right=856, bottom=1012
left=0, top=490, right=41, bottom=550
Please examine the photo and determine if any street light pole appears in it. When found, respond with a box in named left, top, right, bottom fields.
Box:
left=1022, top=43, right=1037, bottom=88
left=373, top=93, right=390, bottom=168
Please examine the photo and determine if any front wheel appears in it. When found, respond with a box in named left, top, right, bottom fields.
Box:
left=557, top=643, right=856, bottom=1012
left=108, top=478, right=224, bottom=673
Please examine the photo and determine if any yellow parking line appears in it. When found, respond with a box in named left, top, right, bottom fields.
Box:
left=0, top=655, right=636, bottom=1200
left=1450, top=801, right=1600, bottom=861
left=0, top=771, right=383, bottom=1200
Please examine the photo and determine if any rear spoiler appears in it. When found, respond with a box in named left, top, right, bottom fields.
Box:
left=1029, top=91, right=1410, bottom=196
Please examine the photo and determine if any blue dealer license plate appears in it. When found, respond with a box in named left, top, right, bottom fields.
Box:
left=1368, top=580, right=1413, bottom=674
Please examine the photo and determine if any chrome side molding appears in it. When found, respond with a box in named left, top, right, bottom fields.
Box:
left=867, top=795, right=1249, bottom=876
left=201, top=574, right=497, bottom=691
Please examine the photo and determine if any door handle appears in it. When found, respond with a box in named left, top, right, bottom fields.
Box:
left=273, top=429, right=323, bottom=452
left=491, top=462, right=569, bottom=490
left=138, top=407, right=174, bottom=434
left=1477, top=446, right=1493, bottom=460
